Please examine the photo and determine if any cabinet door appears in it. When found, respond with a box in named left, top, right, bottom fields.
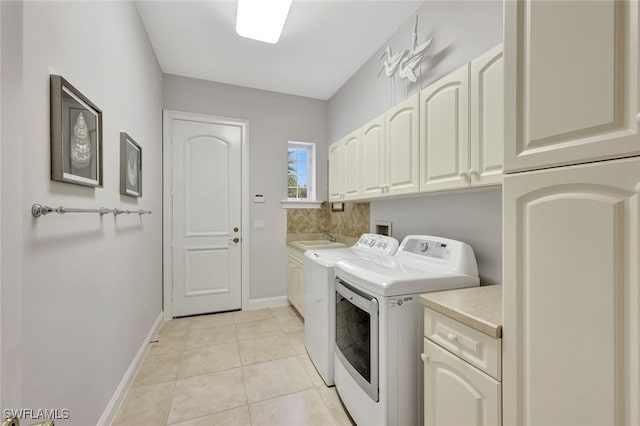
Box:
left=470, top=44, right=504, bottom=187
left=286, top=254, right=297, bottom=308
left=419, top=65, right=470, bottom=192
left=504, top=0, right=640, bottom=172
left=294, top=261, right=304, bottom=316
left=328, top=141, right=343, bottom=201
left=287, top=251, right=304, bottom=316
left=423, top=339, right=501, bottom=426
left=503, top=156, right=640, bottom=426
left=386, top=94, right=419, bottom=195
left=361, top=114, right=386, bottom=198
left=342, top=129, right=362, bottom=200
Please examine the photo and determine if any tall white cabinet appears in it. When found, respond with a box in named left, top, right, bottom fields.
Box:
left=503, top=1, right=640, bottom=425
left=504, top=157, right=640, bottom=426
left=504, top=0, right=640, bottom=173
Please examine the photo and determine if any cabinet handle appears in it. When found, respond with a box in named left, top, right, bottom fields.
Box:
left=635, top=182, right=640, bottom=194
left=458, top=170, right=468, bottom=180
left=447, top=333, right=458, bottom=341
left=420, top=353, right=429, bottom=362
left=469, top=168, right=478, bottom=176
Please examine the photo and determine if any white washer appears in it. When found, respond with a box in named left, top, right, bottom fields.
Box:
left=304, top=234, right=399, bottom=386
left=333, top=235, right=480, bottom=426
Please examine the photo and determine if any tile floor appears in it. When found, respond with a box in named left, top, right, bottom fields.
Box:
left=113, top=306, right=354, bottom=426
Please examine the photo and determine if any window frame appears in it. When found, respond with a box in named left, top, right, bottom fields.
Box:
left=287, top=141, right=316, bottom=201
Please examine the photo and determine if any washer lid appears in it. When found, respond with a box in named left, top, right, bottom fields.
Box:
left=304, top=233, right=399, bottom=267
left=335, top=257, right=479, bottom=296
left=304, top=248, right=363, bottom=267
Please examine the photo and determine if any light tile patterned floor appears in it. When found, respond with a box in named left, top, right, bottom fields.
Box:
left=113, top=306, right=354, bottom=426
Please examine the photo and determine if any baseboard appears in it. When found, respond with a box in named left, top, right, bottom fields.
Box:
left=246, top=295, right=289, bottom=310
left=97, top=311, right=163, bottom=426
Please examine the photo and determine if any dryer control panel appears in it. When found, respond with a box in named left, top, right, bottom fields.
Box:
left=401, top=239, right=452, bottom=260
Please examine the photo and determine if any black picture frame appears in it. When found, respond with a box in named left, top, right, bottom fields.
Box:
left=50, top=75, right=103, bottom=187
left=120, top=132, right=142, bottom=197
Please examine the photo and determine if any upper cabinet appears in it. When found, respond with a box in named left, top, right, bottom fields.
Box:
left=342, top=130, right=362, bottom=200
left=328, top=45, right=504, bottom=201
left=361, top=114, right=386, bottom=198
left=328, top=129, right=362, bottom=201
left=419, top=64, right=470, bottom=192
left=504, top=0, right=640, bottom=173
left=386, top=94, right=420, bottom=196
left=470, top=44, right=504, bottom=186
left=328, top=140, right=343, bottom=201
left=419, top=45, right=504, bottom=193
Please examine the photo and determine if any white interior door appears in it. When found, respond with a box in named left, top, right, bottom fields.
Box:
left=170, top=116, right=242, bottom=316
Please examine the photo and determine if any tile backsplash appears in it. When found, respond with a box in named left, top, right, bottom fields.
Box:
left=287, top=202, right=370, bottom=238
left=286, top=205, right=330, bottom=234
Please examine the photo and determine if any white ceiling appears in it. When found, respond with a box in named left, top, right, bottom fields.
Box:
left=136, top=1, right=424, bottom=100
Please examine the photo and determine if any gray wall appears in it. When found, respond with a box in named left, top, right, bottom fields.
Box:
left=163, top=75, right=328, bottom=300
left=328, top=1, right=503, bottom=284
left=1, top=0, right=25, bottom=410
left=371, top=189, right=502, bottom=284
left=3, top=2, right=164, bottom=424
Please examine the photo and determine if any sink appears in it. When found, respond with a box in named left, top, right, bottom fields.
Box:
left=290, top=240, right=347, bottom=250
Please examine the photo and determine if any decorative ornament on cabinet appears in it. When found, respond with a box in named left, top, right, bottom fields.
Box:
left=378, top=15, right=434, bottom=104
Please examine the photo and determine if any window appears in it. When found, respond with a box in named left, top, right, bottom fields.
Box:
left=287, top=141, right=316, bottom=200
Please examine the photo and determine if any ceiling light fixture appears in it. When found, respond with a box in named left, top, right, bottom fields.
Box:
left=236, top=0, right=292, bottom=44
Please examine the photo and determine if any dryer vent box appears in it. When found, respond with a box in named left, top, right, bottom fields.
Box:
left=375, top=220, right=392, bottom=237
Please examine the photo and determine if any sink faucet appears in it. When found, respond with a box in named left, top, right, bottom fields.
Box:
left=322, top=231, right=337, bottom=243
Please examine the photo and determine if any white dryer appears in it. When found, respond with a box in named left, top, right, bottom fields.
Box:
left=333, top=235, right=480, bottom=426
left=304, top=234, right=399, bottom=386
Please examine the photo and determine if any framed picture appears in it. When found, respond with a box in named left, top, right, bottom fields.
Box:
left=50, top=75, right=103, bottom=187
left=120, top=132, right=142, bottom=197
left=331, top=202, right=344, bottom=212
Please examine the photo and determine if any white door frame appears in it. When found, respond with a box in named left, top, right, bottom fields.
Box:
left=163, top=110, right=250, bottom=320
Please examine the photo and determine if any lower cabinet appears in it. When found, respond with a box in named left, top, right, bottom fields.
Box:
left=423, top=308, right=502, bottom=426
left=423, top=339, right=501, bottom=426
left=286, top=247, right=305, bottom=316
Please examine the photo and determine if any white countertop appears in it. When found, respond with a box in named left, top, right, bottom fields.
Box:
left=420, top=284, right=502, bottom=338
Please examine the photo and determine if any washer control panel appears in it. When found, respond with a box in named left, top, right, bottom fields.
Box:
left=354, top=233, right=399, bottom=256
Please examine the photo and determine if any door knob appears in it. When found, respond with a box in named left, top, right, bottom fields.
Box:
left=230, top=237, right=240, bottom=243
